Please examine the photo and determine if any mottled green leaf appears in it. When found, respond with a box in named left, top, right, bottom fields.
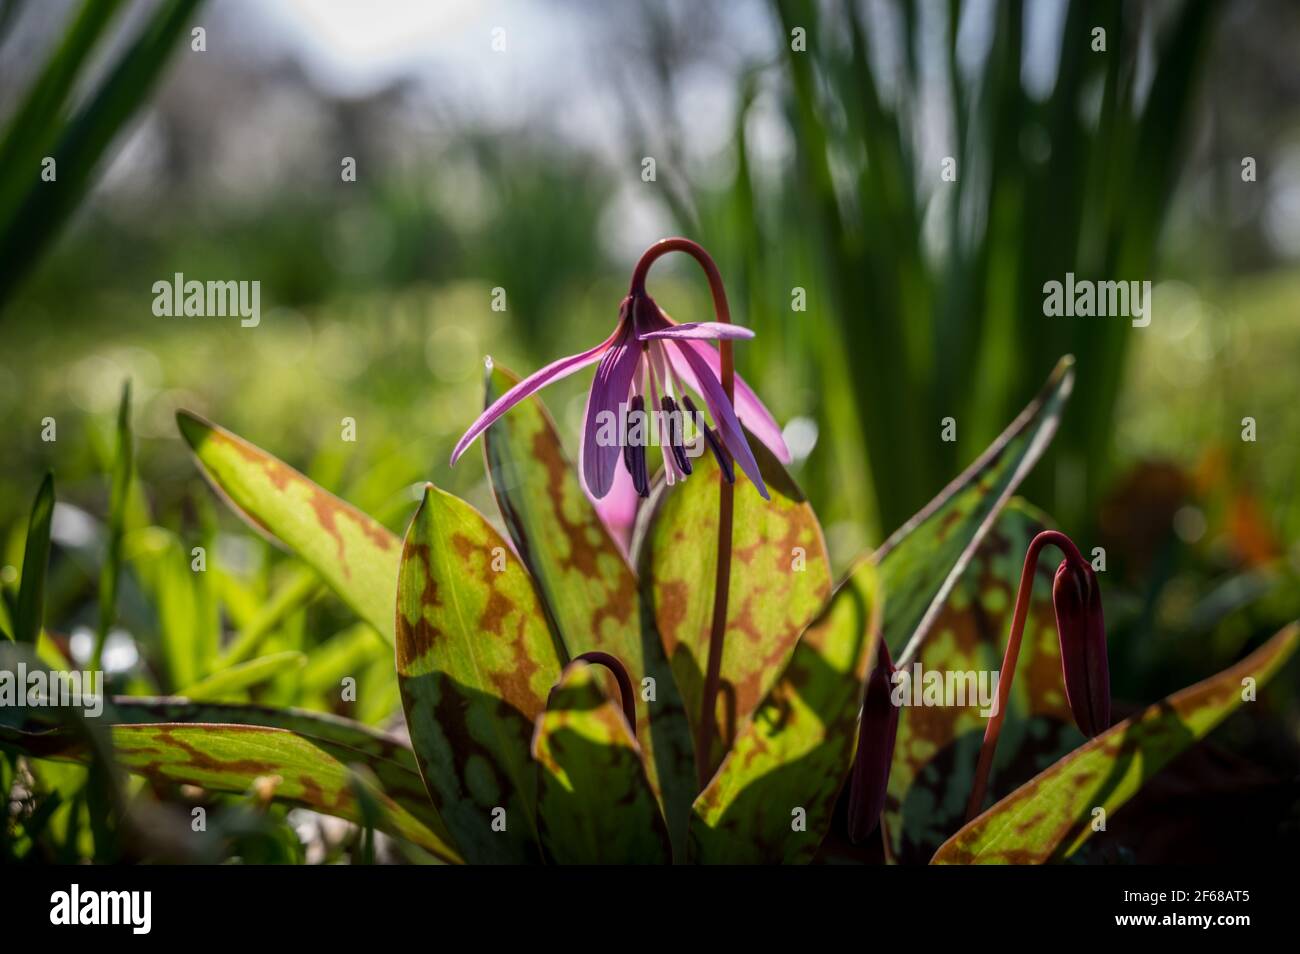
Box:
left=0, top=694, right=460, bottom=862
left=482, top=365, right=695, bottom=852
left=177, top=411, right=400, bottom=642
left=396, top=483, right=564, bottom=863
left=14, top=473, right=54, bottom=645
left=884, top=502, right=1081, bottom=863
left=532, top=661, right=671, bottom=864
left=689, top=561, right=881, bottom=864
left=640, top=436, right=832, bottom=781
left=932, top=623, right=1299, bottom=864
left=177, top=651, right=307, bottom=701
left=115, top=724, right=447, bottom=857
left=877, top=357, right=1074, bottom=666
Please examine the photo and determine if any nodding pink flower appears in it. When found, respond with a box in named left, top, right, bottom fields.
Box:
left=450, top=287, right=790, bottom=502
left=1052, top=559, right=1110, bottom=738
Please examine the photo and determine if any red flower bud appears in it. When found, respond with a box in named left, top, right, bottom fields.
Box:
left=1052, top=559, right=1110, bottom=738
left=847, top=637, right=900, bottom=843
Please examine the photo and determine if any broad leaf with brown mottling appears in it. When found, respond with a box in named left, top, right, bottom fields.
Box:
left=177, top=411, right=400, bottom=641
left=0, top=693, right=460, bottom=861
left=640, top=438, right=831, bottom=780
left=396, top=483, right=564, bottom=864
left=884, top=501, right=1081, bottom=863
left=483, top=365, right=695, bottom=851
left=112, top=724, right=450, bottom=856
left=876, top=357, right=1074, bottom=667
left=532, top=662, right=671, bottom=864
left=932, top=623, right=1299, bottom=864
left=689, top=561, right=881, bottom=863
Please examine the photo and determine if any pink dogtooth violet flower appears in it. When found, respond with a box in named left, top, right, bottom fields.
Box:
left=449, top=240, right=791, bottom=504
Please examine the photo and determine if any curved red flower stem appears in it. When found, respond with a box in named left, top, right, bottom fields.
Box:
left=630, top=238, right=735, bottom=788
left=964, top=530, right=1088, bottom=823
left=571, top=651, right=638, bottom=732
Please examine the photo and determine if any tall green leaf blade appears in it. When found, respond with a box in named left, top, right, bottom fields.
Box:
left=532, top=662, right=671, bottom=864
left=641, top=436, right=832, bottom=779
left=0, top=0, right=202, bottom=306
left=176, top=411, right=401, bottom=642
left=689, top=561, right=881, bottom=864
left=14, top=473, right=54, bottom=645
left=177, top=651, right=307, bottom=701
left=396, top=483, right=564, bottom=864
left=884, top=501, right=1082, bottom=863
left=482, top=365, right=695, bottom=851
left=92, top=381, right=133, bottom=669
left=932, top=623, right=1300, bottom=864
left=0, top=0, right=125, bottom=230
left=878, top=356, right=1074, bottom=666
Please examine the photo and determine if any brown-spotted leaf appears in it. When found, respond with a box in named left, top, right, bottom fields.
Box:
left=111, top=724, right=450, bottom=857
left=532, top=662, right=671, bottom=864
left=932, top=623, right=1300, bottom=864
left=396, top=483, right=564, bottom=864
left=177, top=411, right=400, bottom=642
left=483, top=365, right=695, bottom=852
left=689, top=561, right=881, bottom=864
left=640, top=436, right=831, bottom=781
left=884, top=501, right=1081, bottom=863
left=876, top=357, right=1074, bottom=667
left=0, top=691, right=460, bottom=862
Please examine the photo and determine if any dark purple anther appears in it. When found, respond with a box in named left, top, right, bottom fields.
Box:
left=660, top=395, right=693, bottom=476
left=682, top=394, right=734, bottom=484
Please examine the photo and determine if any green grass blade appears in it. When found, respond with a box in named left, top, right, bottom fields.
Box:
left=0, top=0, right=202, bottom=307
left=14, top=473, right=54, bottom=645
left=177, top=651, right=307, bottom=701
left=0, top=0, right=126, bottom=231
left=91, top=381, right=132, bottom=669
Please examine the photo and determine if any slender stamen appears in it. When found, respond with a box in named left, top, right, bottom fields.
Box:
left=628, top=394, right=649, bottom=498
left=682, top=394, right=734, bottom=484
left=621, top=400, right=637, bottom=482
left=661, top=395, right=693, bottom=476
left=644, top=344, right=679, bottom=485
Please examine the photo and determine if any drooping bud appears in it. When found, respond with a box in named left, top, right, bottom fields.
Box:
left=847, top=637, right=900, bottom=843
left=1052, top=559, right=1110, bottom=738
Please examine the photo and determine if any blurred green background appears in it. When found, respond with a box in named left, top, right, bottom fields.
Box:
left=1, top=0, right=1298, bottom=859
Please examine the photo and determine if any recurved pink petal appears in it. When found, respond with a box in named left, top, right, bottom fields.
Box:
left=667, top=338, right=791, bottom=464
left=450, top=327, right=621, bottom=465
left=638, top=321, right=755, bottom=341
left=580, top=329, right=642, bottom=499
left=671, top=340, right=769, bottom=500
